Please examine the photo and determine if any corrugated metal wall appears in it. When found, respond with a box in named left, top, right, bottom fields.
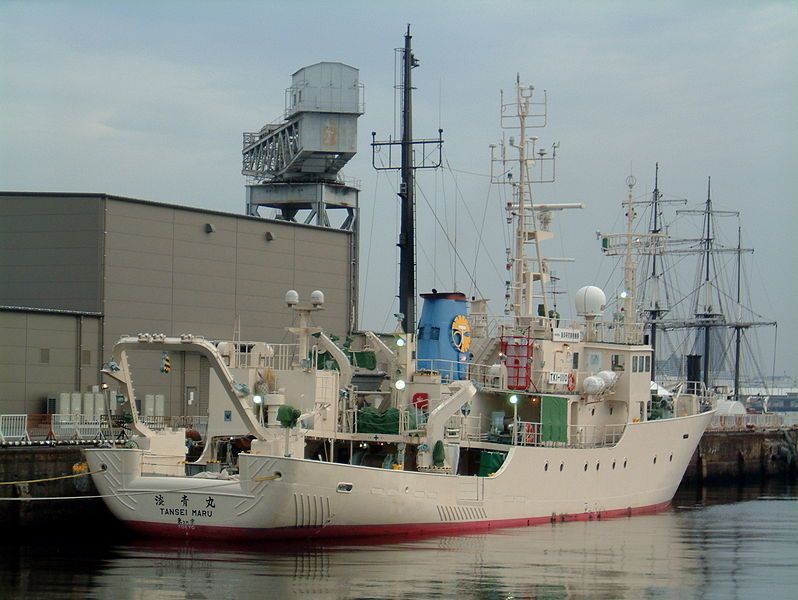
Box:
left=0, top=310, right=101, bottom=413
left=0, top=193, right=355, bottom=414
left=0, top=194, right=103, bottom=312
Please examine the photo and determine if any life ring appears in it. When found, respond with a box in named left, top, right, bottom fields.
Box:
left=524, top=423, right=536, bottom=444
left=567, top=372, right=576, bottom=392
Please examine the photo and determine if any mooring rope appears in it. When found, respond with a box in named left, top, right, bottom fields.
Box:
left=0, top=468, right=105, bottom=486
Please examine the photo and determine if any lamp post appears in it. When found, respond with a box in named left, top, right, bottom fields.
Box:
left=253, top=395, right=263, bottom=426
left=509, top=395, right=519, bottom=445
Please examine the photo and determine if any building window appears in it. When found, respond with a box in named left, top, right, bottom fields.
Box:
left=612, top=354, right=625, bottom=371
left=40, top=348, right=50, bottom=364
left=430, top=327, right=440, bottom=341
left=632, top=356, right=639, bottom=372
left=572, top=352, right=579, bottom=370
left=81, top=350, right=92, bottom=366
left=644, top=355, right=651, bottom=373
left=417, top=326, right=425, bottom=340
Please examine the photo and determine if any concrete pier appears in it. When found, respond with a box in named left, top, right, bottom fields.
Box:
left=684, top=427, right=798, bottom=483
left=0, top=445, right=118, bottom=532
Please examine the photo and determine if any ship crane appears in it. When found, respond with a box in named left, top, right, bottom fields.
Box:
left=242, top=62, right=364, bottom=230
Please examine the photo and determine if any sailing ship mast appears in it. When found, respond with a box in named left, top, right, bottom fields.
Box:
left=598, top=175, right=665, bottom=347
left=634, top=175, right=777, bottom=393
left=371, top=25, right=443, bottom=335
left=643, top=164, right=668, bottom=374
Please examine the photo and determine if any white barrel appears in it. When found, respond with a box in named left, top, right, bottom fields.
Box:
left=154, top=394, right=165, bottom=416
left=82, top=392, right=95, bottom=416
left=58, top=392, right=71, bottom=414
left=70, top=392, right=82, bottom=414
left=597, top=370, right=618, bottom=388
left=143, top=394, right=155, bottom=416
left=94, top=393, right=106, bottom=415
left=582, top=375, right=606, bottom=395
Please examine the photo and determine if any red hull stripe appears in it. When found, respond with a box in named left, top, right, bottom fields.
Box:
left=126, top=500, right=672, bottom=541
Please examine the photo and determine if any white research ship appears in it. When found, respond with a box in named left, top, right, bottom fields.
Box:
left=86, top=30, right=713, bottom=541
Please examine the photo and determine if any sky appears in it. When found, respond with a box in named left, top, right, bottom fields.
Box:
left=1, top=0, right=796, bottom=378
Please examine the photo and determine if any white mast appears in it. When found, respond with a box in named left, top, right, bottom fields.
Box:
left=622, top=175, right=638, bottom=343
left=492, top=76, right=580, bottom=330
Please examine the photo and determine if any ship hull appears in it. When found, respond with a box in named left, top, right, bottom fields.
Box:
left=85, top=412, right=711, bottom=541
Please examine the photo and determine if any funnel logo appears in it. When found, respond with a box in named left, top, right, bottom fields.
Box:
left=451, top=315, right=472, bottom=352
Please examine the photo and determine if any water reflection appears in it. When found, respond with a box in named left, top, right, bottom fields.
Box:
left=2, top=480, right=795, bottom=600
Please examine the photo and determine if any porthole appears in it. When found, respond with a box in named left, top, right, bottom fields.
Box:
left=591, top=408, right=595, bottom=416
left=559, top=463, right=564, bottom=472
left=623, top=459, right=628, bottom=469
left=583, top=463, right=588, bottom=472
left=544, top=462, right=549, bottom=472
left=596, top=462, right=600, bottom=471
left=669, top=453, right=673, bottom=462
left=609, top=407, right=614, bottom=415
left=612, top=460, right=616, bottom=470
left=653, top=456, right=657, bottom=465
left=336, top=482, right=353, bottom=493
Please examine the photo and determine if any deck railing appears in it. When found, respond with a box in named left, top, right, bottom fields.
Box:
left=0, top=413, right=208, bottom=443
left=510, top=420, right=626, bottom=448
left=708, top=413, right=783, bottom=430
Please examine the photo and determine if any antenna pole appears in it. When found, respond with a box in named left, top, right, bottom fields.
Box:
left=398, top=25, right=417, bottom=334
left=371, top=26, right=443, bottom=334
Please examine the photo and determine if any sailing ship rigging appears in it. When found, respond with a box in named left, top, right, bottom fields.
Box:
left=602, top=167, right=777, bottom=400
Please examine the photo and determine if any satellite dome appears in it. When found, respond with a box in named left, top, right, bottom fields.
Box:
left=310, top=290, right=325, bottom=307
left=575, top=286, right=606, bottom=317
left=285, top=290, right=299, bottom=306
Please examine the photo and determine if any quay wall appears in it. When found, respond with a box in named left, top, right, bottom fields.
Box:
left=684, top=427, right=798, bottom=483
left=0, top=445, right=116, bottom=531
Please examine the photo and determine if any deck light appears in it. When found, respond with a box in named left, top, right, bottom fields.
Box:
left=395, top=379, right=406, bottom=390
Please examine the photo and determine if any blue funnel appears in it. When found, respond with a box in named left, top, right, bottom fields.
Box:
left=417, top=291, right=471, bottom=381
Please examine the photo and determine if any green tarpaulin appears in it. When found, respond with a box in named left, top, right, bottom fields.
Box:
left=317, top=350, right=377, bottom=371
left=478, top=451, right=506, bottom=477
left=355, top=406, right=415, bottom=434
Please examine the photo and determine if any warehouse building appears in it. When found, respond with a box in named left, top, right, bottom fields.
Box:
left=0, top=191, right=357, bottom=415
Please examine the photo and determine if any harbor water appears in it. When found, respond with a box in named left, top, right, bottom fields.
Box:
left=1, top=481, right=796, bottom=600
